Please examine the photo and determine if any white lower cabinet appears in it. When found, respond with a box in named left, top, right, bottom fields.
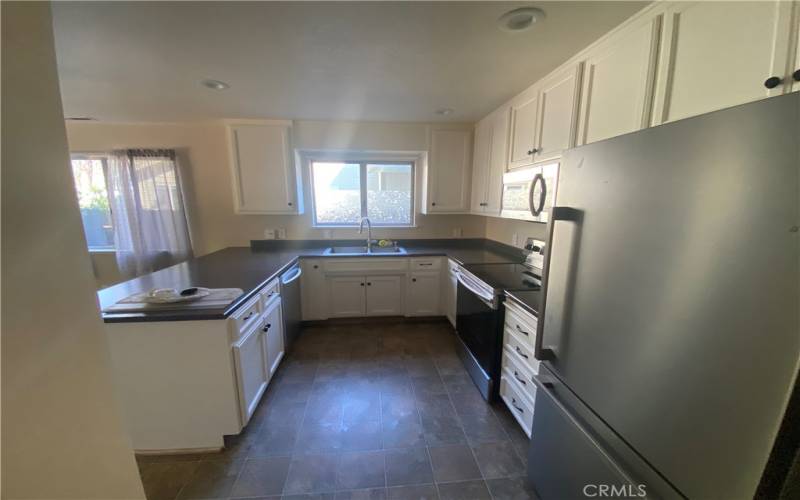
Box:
left=500, top=299, right=541, bottom=437
left=262, top=297, right=285, bottom=378
left=366, top=275, right=404, bottom=316
left=328, top=276, right=367, bottom=317
left=406, top=271, right=441, bottom=316
left=301, top=259, right=329, bottom=320
left=232, top=320, right=269, bottom=426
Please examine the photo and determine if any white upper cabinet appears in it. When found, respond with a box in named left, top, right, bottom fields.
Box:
left=653, top=1, right=796, bottom=124
left=535, top=62, right=583, bottom=163
left=227, top=121, right=303, bottom=214
left=507, top=88, right=540, bottom=170
left=470, top=117, right=493, bottom=213
left=577, top=14, right=661, bottom=145
left=424, top=128, right=473, bottom=213
left=485, top=108, right=509, bottom=215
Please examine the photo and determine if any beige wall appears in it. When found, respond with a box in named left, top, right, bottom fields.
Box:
left=66, top=120, right=487, bottom=259
left=484, top=216, right=549, bottom=248
left=1, top=2, right=145, bottom=498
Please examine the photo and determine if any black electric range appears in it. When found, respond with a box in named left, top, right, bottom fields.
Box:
left=455, top=261, right=542, bottom=401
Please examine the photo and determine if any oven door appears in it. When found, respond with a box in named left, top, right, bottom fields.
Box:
left=455, top=273, right=503, bottom=400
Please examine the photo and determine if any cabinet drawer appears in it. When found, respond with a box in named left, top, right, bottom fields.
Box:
left=259, top=278, right=280, bottom=308
left=500, top=372, right=535, bottom=437
left=504, top=301, right=537, bottom=351
left=410, top=257, right=441, bottom=270
left=503, top=326, right=539, bottom=373
left=502, top=346, right=537, bottom=402
left=228, top=296, right=261, bottom=342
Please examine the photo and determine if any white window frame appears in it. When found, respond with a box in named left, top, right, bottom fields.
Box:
left=70, top=152, right=115, bottom=252
left=299, top=150, right=425, bottom=228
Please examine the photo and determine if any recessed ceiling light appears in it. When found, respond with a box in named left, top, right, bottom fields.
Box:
left=435, top=108, right=454, bottom=116
left=498, top=7, right=546, bottom=33
left=201, top=79, right=230, bottom=90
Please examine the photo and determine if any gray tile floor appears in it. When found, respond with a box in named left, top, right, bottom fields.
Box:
left=136, top=320, right=539, bottom=500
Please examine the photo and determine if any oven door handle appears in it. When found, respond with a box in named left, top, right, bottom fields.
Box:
left=457, top=272, right=497, bottom=309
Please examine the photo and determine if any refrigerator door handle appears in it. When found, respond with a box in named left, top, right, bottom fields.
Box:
left=531, top=373, right=636, bottom=485
left=534, top=206, right=584, bottom=362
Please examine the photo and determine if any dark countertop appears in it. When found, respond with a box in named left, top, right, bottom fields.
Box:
left=99, top=238, right=525, bottom=323
left=504, top=289, right=542, bottom=318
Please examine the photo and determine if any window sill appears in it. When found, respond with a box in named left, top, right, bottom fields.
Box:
left=89, top=248, right=116, bottom=254
left=313, top=225, right=417, bottom=229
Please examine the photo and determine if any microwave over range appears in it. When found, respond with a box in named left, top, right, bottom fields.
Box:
left=500, top=162, right=559, bottom=223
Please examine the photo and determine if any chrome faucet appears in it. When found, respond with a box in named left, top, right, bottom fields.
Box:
left=359, top=217, right=373, bottom=251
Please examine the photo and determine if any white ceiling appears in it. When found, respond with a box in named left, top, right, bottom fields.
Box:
left=52, top=1, right=647, bottom=123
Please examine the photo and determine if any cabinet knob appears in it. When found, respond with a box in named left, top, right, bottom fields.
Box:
left=431, top=202, right=436, bottom=206
left=262, top=323, right=271, bottom=332
left=793, top=69, right=800, bottom=82
left=526, top=148, right=540, bottom=155
left=764, top=76, right=784, bottom=89
left=412, top=278, right=417, bottom=282
left=313, top=265, right=319, bottom=269
left=288, top=202, right=293, bottom=206
left=360, top=282, right=365, bottom=286
left=367, top=282, right=372, bottom=286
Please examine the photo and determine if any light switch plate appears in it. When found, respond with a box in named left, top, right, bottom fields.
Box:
left=277, top=228, right=287, bottom=239
left=263, top=229, right=276, bottom=239
left=512, top=233, right=519, bottom=247
left=452, top=228, right=463, bottom=237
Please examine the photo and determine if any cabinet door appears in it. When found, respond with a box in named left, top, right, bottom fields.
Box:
left=229, top=123, right=299, bottom=214
left=406, top=271, right=441, bottom=317
left=653, top=1, right=794, bottom=124
left=578, top=15, right=661, bottom=145
left=328, top=276, right=366, bottom=317
left=366, top=275, right=404, bottom=316
left=536, top=63, right=583, bottom=162
left=232, top=323, right=269, bottom=425
left=301, top=259, right=329, bottom=320
left=508, top=90, right=539, bottom=170
left=470, top=118, right=492, bottom=213
left=263, top=298, right=284, bottom=378
left=427, top=129, right=472, bottom=213
left=485, top=108, right=510, bottom=215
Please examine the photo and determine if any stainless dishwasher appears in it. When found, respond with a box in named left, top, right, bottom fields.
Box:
left=279, top=263, right=302, bottom=351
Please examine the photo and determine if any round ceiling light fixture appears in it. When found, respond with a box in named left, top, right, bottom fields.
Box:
left=498, top=7, right=546, bottom=33
left=201, top=79, right=230, bottom=90
left=435, top=108, right=454, bottom=116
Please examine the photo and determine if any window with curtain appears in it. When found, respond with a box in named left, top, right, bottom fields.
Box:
left=105, top=149, right=193, bottom=278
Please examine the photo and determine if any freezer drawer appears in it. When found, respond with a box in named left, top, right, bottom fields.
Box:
left=528, top=366, right=682, bottom=500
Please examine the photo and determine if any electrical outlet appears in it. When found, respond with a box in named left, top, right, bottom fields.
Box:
left=512, top=233, right=519, bottom=247
left=452, top=228, right=463, bottom=238
left=263, top=229, right=276, bottom=239
left=277, top=228, right=287, bottom=239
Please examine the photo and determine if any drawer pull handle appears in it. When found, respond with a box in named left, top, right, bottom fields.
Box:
left=262, top=323, right=271, bottom=332
left=515, top=324, right=529, bottom=336
left=515, top=346, right=529, bottom=359
left=419, top=263, right=433, bottom=266
left=511, top=398, right=525, bottom=413
left=243, top=311, right=254, bottom=321
left=513, top=371, right=527, bottom=385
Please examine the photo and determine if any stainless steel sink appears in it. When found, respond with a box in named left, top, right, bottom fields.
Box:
left=323, top=246, right=406, bottom=256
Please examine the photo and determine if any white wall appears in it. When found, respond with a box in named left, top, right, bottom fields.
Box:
left=66, top=120, right=487, bottom=259
left=484, top=216, right=548, bottom=248
left=1, top=3, right=145, bottom=498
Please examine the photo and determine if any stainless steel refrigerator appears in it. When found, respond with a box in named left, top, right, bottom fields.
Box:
left=529, top=92, right=800, bottom=499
